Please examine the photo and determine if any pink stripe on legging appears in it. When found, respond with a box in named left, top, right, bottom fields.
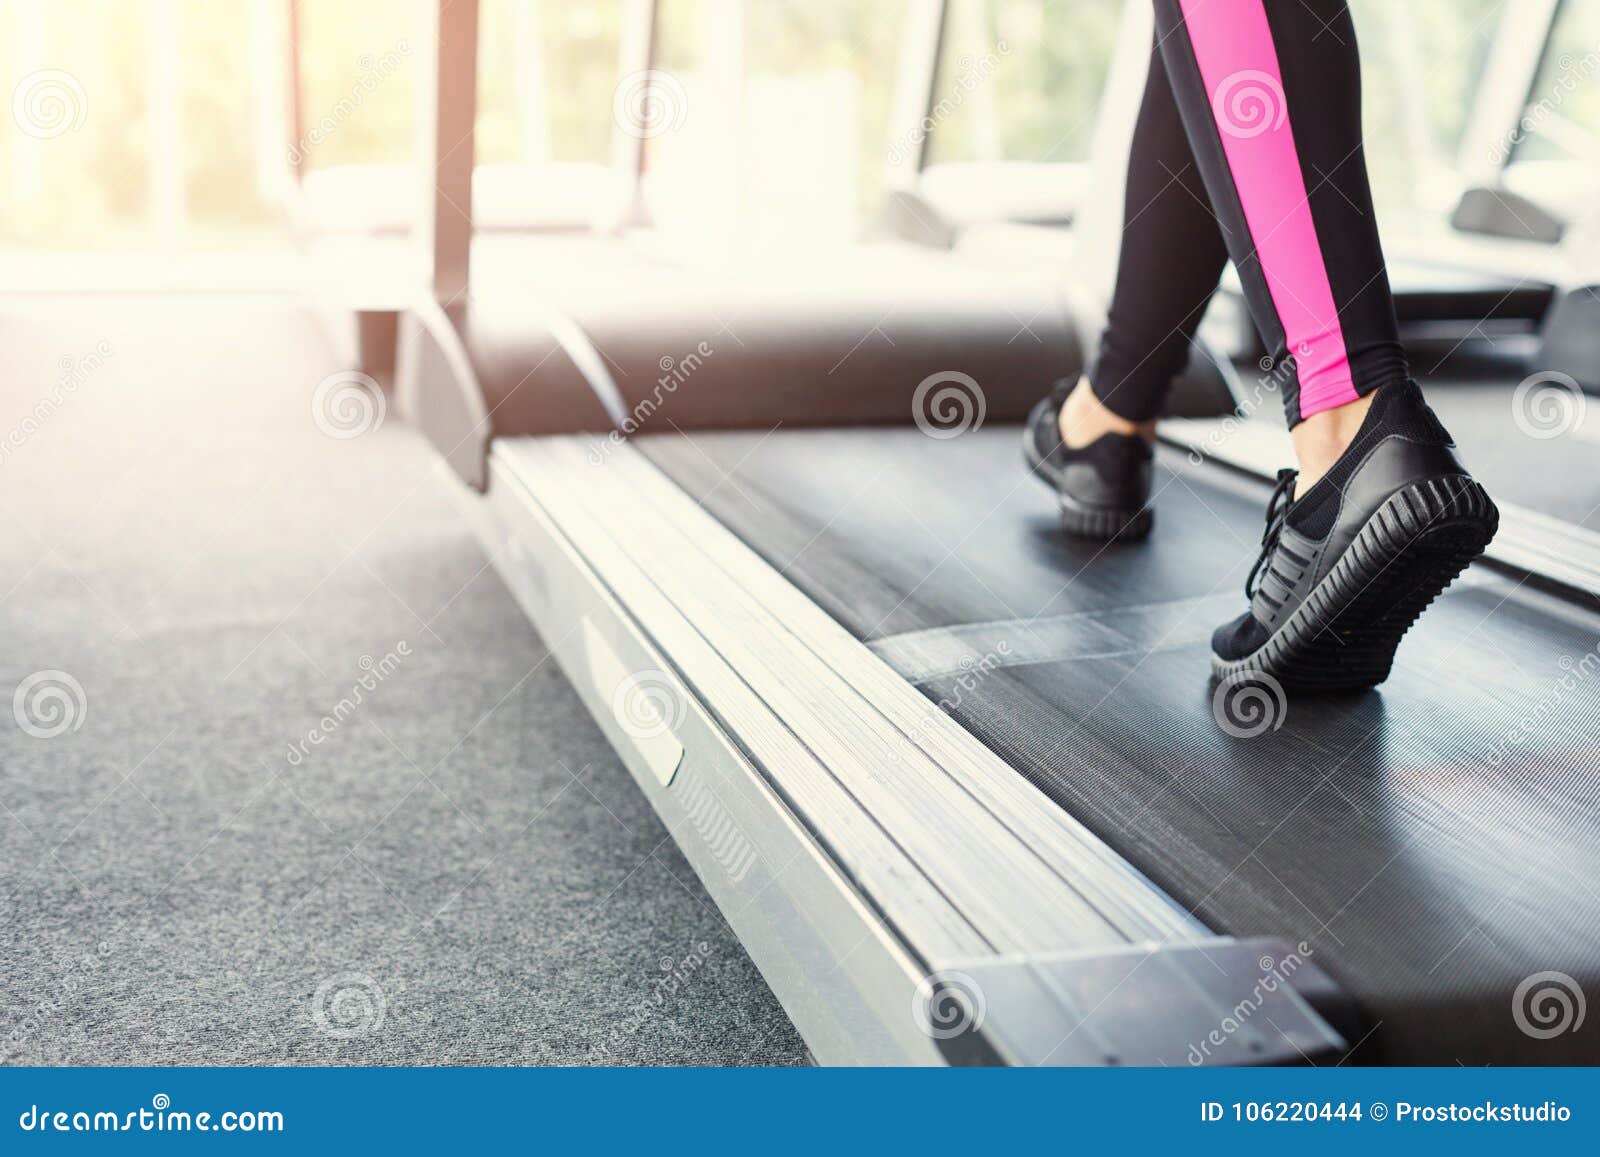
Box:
left=1177, top=0, right=1359, bottom=417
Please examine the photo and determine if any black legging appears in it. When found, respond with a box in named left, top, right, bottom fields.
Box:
left=1091, top=0, right=1409, bottom=429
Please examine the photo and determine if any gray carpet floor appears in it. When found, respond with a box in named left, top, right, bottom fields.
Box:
left=0, top=295, right=805, bottom=1065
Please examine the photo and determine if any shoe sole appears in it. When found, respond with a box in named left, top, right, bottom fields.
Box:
left=1212, top=475, right=1498, bottom=694
left=1021, top=422, right=1154, bottom=544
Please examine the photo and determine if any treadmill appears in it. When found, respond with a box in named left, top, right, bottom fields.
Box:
left=407, top=290, right=1600, bottom=1065
left=396, top=0, right=1600, bottom=1066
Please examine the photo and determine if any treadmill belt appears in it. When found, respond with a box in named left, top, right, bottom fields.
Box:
left=640, top=426, right=1600, bottom=1064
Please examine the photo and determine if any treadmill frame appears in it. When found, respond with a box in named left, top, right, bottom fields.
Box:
left=468, top=433, right=1349, bottom=1066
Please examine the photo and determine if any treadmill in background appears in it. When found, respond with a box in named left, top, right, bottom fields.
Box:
left=396, top=0, right=1600, bottom=1066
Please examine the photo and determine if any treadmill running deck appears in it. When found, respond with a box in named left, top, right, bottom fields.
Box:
left=640, top=425, right=1600, bottom=1064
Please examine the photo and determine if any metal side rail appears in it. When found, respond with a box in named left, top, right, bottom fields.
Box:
left=1162, top=416, right=1600, bottom=600
left=475, top=435, right=1351, bottom=1066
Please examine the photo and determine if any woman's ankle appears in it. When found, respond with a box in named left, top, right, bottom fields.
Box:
left=1058, top=377, right=1156, bottom=450
left=1291, top=392, right=1375, bottom=492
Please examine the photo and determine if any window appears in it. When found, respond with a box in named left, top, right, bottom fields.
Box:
left=1509, top=0, right=1600, bottom=166
left=1348, top=0, right=1504, bottom=222
left=476, top=0, right=625, bottom=166
left=2, top=0, right=287, bottom=242
left=644, top=0, right=909, bottom=242
left=924, top=0, right=1121, bottom=167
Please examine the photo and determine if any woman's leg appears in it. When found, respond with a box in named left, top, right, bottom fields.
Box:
left=1145, top=0, right=1498, bottom=691
left=1030, top=34, right=1231, bottom=541
left=1030, top=34, right=1228, bottom=544
left=1061, top=34, right=1231, bottom=449
left=1150, top=0, right=1408, bottom=488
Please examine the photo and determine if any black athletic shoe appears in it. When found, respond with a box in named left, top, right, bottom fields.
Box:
left=1023, top=380, right=1154, bottom=542
left=1211, top=380, right=1498, bottom=693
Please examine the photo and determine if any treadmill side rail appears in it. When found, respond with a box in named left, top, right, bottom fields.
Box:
left=576, top=617, right=684, bottom=787
left=941, top=938, right=1348, bottom=1067
left=483, top=451, right=957, bottom=1065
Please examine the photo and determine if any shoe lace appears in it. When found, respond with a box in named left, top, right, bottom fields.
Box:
left=1245, top=468, right=1299, bottom=600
